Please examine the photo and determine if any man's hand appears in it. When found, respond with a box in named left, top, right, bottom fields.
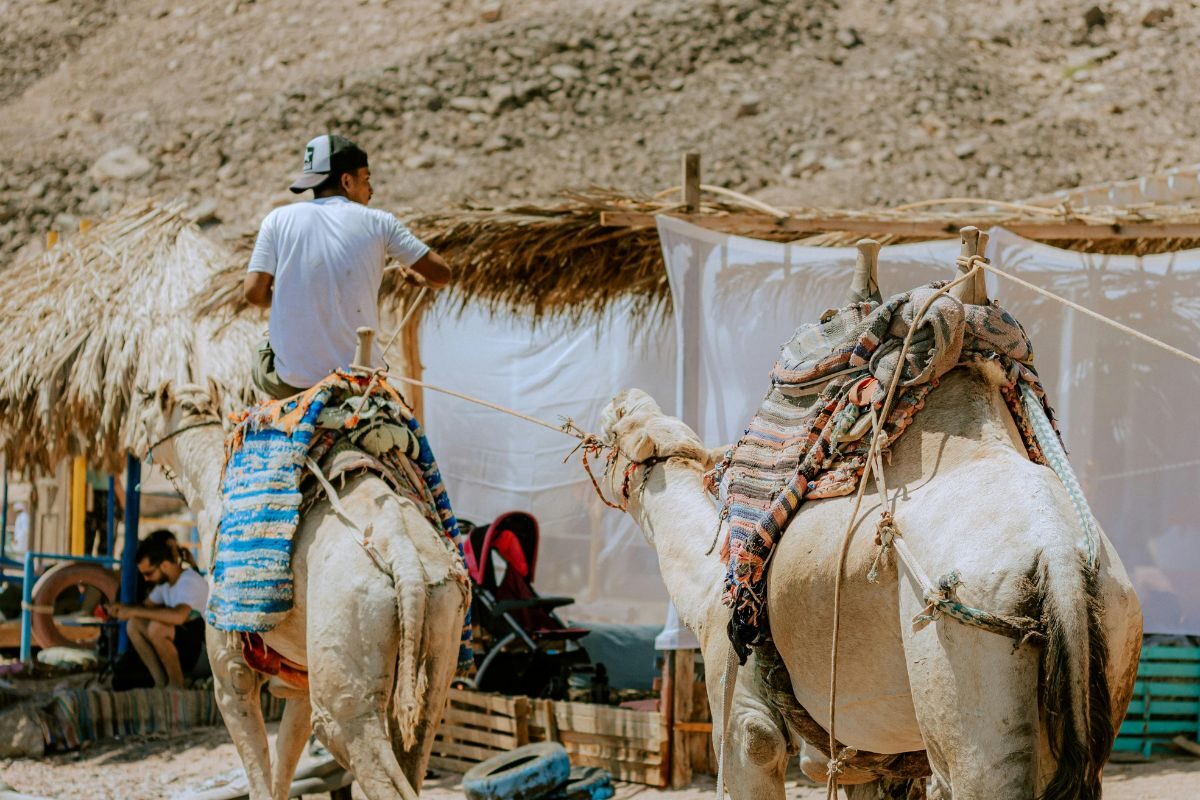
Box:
left=107, top=603, right=129, bottom=621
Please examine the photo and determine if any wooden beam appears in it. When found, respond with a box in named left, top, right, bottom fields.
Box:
left=681, top=154, right=701, bottom=214
left=598, top=211, right=1200, bottom=240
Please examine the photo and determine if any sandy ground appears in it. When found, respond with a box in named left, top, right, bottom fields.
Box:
left=2, top=724, right=1198, bottom=800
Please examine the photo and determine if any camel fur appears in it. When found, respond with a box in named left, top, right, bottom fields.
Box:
left=598, top=363, right=1142, bottom=799
left=144, top=382, right=469, bottom=800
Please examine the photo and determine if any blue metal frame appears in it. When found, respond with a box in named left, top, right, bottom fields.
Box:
left=118, top=456, right=141, bottom=653
left=19, top=551, right=118, bottom=662
left=105, top=476, right=116, bottom=557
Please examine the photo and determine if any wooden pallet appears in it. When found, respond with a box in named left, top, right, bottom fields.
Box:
left=531, top=698, right=669, bottom=787
left=429, top=688, right=532, bottom=774
left=1114, top=645, right=1200, bottom=758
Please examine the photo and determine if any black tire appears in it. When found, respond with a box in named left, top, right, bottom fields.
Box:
left=462, top=742, right=571, bottom=800
left=543, top=766, right=615, bottom=800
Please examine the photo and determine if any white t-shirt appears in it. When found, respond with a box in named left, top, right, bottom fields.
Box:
left=148, top=567, right=209, bottom=618
left=247, top=196, right=430, bottom=387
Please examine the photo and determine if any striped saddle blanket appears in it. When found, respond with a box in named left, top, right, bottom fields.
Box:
left=205, top=371, right=473, bottom=673
left=709, top=283, right=1059, bottom=661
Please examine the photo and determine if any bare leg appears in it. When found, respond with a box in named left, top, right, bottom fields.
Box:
left=127, top=617, right=167, bottom=687
left=271, top=694, right=313, bottom=800
left=146, top=620, right=186, bottom=688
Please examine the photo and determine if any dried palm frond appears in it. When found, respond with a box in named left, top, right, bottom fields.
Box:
left=0, top=200, right=261, bottom=473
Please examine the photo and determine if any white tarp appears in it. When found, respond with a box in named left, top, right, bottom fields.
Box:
left=418, top=218, right=1200, bottom=635
left=657, top=216, right=1200, bottom=636
left=421, top=304, right=676, bottom=624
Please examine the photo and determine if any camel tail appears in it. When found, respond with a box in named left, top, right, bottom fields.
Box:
left=387, top=522, right=428, bottom=752
left=1036, top=551, right=1113, bottom=800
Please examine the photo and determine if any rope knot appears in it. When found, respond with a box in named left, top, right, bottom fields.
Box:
left=866, top=512, right=899, bottom=583
left=826, top=745, right=858, bottom=778
left=915, top=570, right=963, bottom=626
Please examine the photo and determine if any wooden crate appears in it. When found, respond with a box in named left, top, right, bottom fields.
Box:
left=531, top=697, right=670, bottom=787
left=1114, top=645, right=1200, bottom=758
left=429, top=688, right=531, bottom=774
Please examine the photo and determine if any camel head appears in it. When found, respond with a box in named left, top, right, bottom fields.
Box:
left=597, top=389, right=721, bottom=504
left=138, top=379, right=224, bottom=471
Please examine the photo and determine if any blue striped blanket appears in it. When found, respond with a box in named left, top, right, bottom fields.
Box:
left=206, top=372, right=473, bottom=673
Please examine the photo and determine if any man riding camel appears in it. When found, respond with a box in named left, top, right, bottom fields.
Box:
left=244, top=134, right=451, bottom=399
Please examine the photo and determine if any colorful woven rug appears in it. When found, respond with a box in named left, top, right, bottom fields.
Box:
left=206, top=371, right=473, bottom=673
left=709, top=284, right=1058, bottom=661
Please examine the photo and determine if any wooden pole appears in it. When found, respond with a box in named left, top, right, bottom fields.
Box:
left=399, top=305, right=426, bottom=422
left=670, top=649, right=696, bottom=787
left=847, top=238, right=882, bottom=304
left=660, top=652, right=676, bottom=788
left=681, top=153, right=701, bottom=214
left=69, top=457, right=87, bottom=556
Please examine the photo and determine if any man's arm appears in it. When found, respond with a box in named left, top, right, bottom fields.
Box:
left=409, top=251, right=451, bottom=288
left=111, top=602, right=193, bottom=626
left=244, top=272, right=274, bottom=307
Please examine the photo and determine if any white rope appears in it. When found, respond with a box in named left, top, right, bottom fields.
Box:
left=978, top=261, right=1200, bottom=370
left=380, top=285, right=429, bottom=365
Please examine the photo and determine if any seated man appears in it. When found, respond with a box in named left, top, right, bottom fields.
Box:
left=109, top=536, right=208, bottom=689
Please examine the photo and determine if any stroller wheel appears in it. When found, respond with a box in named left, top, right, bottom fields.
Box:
left=461, top=742, right=570, bottom=800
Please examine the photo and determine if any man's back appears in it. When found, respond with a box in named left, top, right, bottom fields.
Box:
left=248, top=197, right=428, bottom=388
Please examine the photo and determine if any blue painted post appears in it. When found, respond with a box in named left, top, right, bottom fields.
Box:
left=118, top=456, right=141, bottom=653
left=19, top=551, right=34, bottom=662
left=105, top=476, right=116, bottom=557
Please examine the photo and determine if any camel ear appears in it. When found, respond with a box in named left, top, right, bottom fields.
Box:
left=157, top=381, right=174, bottom=415
left=612, top=416, right=657, bottom=462
left=207, top=377, right=222, bottom=409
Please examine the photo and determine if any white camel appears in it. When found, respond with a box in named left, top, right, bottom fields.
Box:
left=597, top=282, right=1142, bottom=797
left=144, top=382, right=469, bottom=800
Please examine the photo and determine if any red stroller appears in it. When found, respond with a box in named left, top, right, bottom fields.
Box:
left=461, top=511, right=592, bottom=698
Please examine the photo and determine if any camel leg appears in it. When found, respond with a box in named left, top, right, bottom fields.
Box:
left=705, top=650, right=790, bottom=800
left=901, top=608, right=1040, bottom=799
left=271, top=694, right=313, bottom=800
left=208, top=628, right=275, bottom=800
left=394, top=580, right=466, bottom=791
left=307, top=561, right=419, bottom=800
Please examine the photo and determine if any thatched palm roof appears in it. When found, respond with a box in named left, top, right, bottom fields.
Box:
left=0, top=201, right=260, bottom=473
left=197, top=189, right=1200, bottom=324
left=7, top=189, right=1200, bottom=471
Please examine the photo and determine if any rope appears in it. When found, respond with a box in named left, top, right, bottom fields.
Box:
left=891, top=197, right=1113, bottom=225
left=378, top=372, right=587, bottom=441
left=379, top=285, right=429, bottom=364
left=822, top=265, right=981, bottom=799
left=977, top=261, right=1200, bottom=370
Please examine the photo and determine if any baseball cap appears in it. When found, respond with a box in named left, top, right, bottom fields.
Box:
left=289, top=134, right=369, bottom=193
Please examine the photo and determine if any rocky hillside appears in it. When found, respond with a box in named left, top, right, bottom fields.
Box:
left=0, top=0, right=1196, bottom=260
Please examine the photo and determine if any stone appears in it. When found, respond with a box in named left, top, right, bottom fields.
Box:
left=549, top=63, right=583, bottom=81
left=735, top=93, right=761, bottom=118
left=482, top=134, right=512, bottom=153
left=1141, top=6, right=1174, bottom=27
left=449, top=96, right=483, bottom=112
left=25, top=181, right=46, bottom=199
left=836, top=27, right=863, bottom=49
left=0, top=704, right=43, bottom=758
left=481, top=1, right=502, bottom=22
left=91, top=146, right=154, bottom=182
left=953, top=141, right=978, bottom=158
left=1082, top=5, right=1108, bottom=30
left=403, top=151, right=437, bottom=169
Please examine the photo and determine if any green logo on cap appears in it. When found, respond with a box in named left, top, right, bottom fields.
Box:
left=304, top=145, right=314, bottom=171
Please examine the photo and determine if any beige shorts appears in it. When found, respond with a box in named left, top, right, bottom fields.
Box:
left=252, top=339, right=304, bottom=400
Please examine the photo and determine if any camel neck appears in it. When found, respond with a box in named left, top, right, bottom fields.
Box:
left=624, top=458, right=727, bottom=648
left=163, top=421, right=226, bottom=566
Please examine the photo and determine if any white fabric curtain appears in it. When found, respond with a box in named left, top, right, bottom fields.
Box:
left=657, top=215, right=1200, bottom=636
left=420, top=303, right=676, bottom=624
